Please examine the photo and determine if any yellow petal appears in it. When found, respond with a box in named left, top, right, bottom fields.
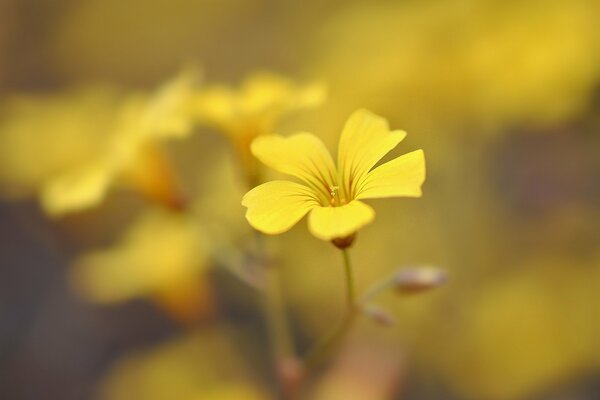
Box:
left=140, top=68, right=200, bottom=139
left=308, top=200, right=375, bottom=241
left=193, top=86, right=237, bottom=132
left=41, top=159, right=116, bottom=216
left=251, top=133, right=336, bottom=202
left=241, top=72, right=326, bottom=114
left=337, top=109, right=406, bottom=198
left=242, top=180, right=320, bottom=234
left=241, top=73, right=298, bottom=113
left=71, top=211, right=206, bottom=304
left=356, top=149, right=426, bottom=200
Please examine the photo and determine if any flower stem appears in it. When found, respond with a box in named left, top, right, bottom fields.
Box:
left=359, top=276, right=396, bottom=305
left=254, top=232, right=299, bottom=397
left=342, top=249, right=355, bottom=307
left=263, top=252, right=294, bottom=360
left=304, top=249, right=358, bottom=370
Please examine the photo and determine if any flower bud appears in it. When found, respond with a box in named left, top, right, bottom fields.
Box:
left=394, top=267, right=447, bottom=294
left=362, top=305, right=395, bottom=326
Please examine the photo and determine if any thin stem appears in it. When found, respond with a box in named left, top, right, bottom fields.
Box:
left=233, top=134, right=297, bottom=397
left=359, top=275, right=396, bottom=305
left=264, top=259, right=295, bottom=360
left=255, top=232, right=295, bottom=360
left=342, top=249, right=355, bottom=307
left=254, top=228, right=299, bottom=400
left=304, top=249, right=358, bottom=370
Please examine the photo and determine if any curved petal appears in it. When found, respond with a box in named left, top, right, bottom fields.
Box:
left=337, top=109, right=406, bottom=198
left=193, top=86, right=237, bottom=132
left=141, top=68, right=200, bottom=139
left=251, top=133, right=336, bottom=202
left=242, top=180, right=320, bottom=234
left=308, top=200, right=375, bottom=241
left=355, top=150, right=425, bottom=200
left=241, top=73, right=326, bottom=114
left=71, top=211, right=207, bottom=304
left=41, top=159, right=116, bottom=216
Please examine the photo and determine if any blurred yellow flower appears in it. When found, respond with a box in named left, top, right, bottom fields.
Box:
left=310, top=0, right=600, bottom=131
left=193, top=72, right=325, bottom=183
left=242, top=109, right=425, bottom=243
left=0, top=69, right=199, bottom=216
left=100, top=328, right=270, bottom=400
left=71, top=209, right=212, bottom=322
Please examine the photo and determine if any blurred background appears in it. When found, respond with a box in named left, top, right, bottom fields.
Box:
left=1, top=0, right=599, bottom=399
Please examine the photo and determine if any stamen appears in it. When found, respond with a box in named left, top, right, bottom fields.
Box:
left=329, top=185, right=339, bottom=197
left=328, top=185, right=337, bottom=206
left=328, top=185, right=346, bottom=206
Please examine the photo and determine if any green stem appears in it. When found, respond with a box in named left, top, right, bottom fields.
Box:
left=254, top=232, right=300, bottom=400
left=264, top=259, right=295, bottom=361
left=359, top=275, right=396, bottom=305
left=304, top=249, right=358, bottom=370
left=255, top=232, right=295, bottom=361
left=342, top=249, right=355, bottom=307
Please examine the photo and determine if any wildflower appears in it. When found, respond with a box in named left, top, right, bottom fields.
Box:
left=193, top=72, right=325, bottom=184
left=0, top=69, right=199, bottom=216
left=242, top=109, right=425, bottom=244
left=100, top=328, right=269, bottom=400
left=71, top=209, right=212, bottom=322
left=44, top=70, right=199, bottom=215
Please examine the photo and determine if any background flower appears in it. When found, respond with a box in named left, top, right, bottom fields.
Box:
left=0, top=69, right=199, bottom=216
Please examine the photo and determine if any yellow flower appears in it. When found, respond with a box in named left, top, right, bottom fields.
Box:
left=242, top=109, right=425, bottom=243
left=0, top=69, right=199, bottom=216
left=193, top=72, right=325, bottom=184
left=71, top=209, right=212, bottom=322
left=194, top=72, right=325, bottom=139
left=100, top=328, right=270, bottom=400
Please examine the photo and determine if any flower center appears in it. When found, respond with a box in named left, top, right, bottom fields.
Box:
left=328, top=185, right=347, bottom=207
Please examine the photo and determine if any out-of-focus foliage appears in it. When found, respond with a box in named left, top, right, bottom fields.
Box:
left=431, top=256, right=600, bottom=400
left=308, top=0, right=600, bottom=133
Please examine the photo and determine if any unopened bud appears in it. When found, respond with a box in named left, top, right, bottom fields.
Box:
left=363, top=305, right=395, bottom=326
left=394, top=267, right=447, bottom=294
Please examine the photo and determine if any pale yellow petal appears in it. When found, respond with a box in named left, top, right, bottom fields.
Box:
left=241, top=72, right=326, bottom=114
left=193, top=86, right=237, bottom=131
left=308, top=200, right=375, bottom=241
left=41, top=159, right=116, bottom=216
left=356, top=149, right=426, bottom=200
left=194, top=73, right=325, bottom=139
left=251, top=133, right=336, bottom=202
left=337, top=109, right=406, bottom=198
left=71, top=211, right=206, bottom=303
left=242, top=180, right=320, bottom=235
left=141, top=68, right=200, bottom=139
left=241, top=73, right=297, bottom=113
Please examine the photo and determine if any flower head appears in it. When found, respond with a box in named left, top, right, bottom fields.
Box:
left=242, top=109, right=425, bottom=243
left=194, top=72, right=325, bottom=140
left=0, top=69, right=199, bottom=216
left=71, top=209, right=212, bottom=322
left=193, top=72, right=325, bottom=184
